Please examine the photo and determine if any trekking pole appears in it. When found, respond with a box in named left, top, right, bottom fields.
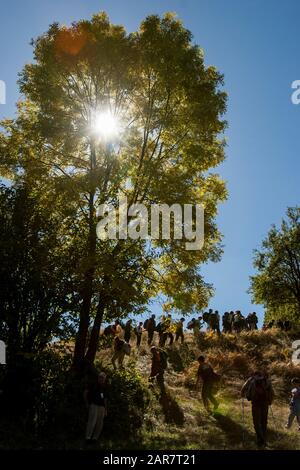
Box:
left=241, top=398, right=246, bottom=447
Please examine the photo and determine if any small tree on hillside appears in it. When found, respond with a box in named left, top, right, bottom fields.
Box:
left=250, top=207, right=300, bottom=323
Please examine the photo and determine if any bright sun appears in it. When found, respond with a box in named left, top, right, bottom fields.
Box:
left=91, top=111, right=119, bottom=139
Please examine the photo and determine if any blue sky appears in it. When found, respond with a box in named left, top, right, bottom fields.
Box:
left=1, top=0, right=300, bottom=325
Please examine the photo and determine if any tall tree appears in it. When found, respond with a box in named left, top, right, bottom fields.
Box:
left=10, top=12, right=227, bottom=369
left=250, top=207, right=300, bottom=322
left=0, top=179, right=75, bottom=358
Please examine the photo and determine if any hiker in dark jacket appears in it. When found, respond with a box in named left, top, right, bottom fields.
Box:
left=149, top=346, right=167, bottom=392
left=241, top=371, right=274, bottom=448
left=124, top=319, right=132, bottom=343
left=196, top=355, right=220, bottom=412
left=84, top=372, right=108, bottom=443
left=175, top=318, right=185, bottom=343
left=247, top=312, right=258, bottom=330
left=222, top=312, right=232, bottom=333
left=145, top=314, right=156, bottom=345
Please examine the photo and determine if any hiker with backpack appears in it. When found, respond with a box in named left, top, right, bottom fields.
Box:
left=241, top=371, right=274, bottom=448
left=285, top=377, right=300, bottom=431
left=196, top=355, right=220, bottom=412
left=144, top=314, right=156, bottom=345
left=135, top=321, right=144, bottom=348
left=187, top=317, right=202, bottom=337
left=112, top=336, right=131, bottom=369
left=149, top=346, right=168, bottom=393
left=211, top=311, right=221, bottom=335
left=222, top=312, right=232, bottom=333
left=111, top=319, right=123, bottom=337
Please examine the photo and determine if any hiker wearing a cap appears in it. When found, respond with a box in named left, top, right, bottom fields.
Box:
left=84, top=372, right=108, bottom=443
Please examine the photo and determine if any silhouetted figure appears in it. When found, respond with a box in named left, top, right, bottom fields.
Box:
left=149, top=346, right=168, bottom=393
left=196, top=355, right=220, bottom=412
left=247, top=312, right=258, bottom=330
left=124, top=319, right=132, bottom=343
left=175, top=318, right=185, bottom=343
left=135, top=322, right=143, bottom=348
left=144, top=314, right=156, bottom=345
left=84, top=372, right=108, bottom=443
left=112, top=336, right=131, bottom=369
left=222, top=312, right=232, bottom=333
left=241, top=371, right=274, bottom=448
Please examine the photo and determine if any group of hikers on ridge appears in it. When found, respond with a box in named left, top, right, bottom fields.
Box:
left=103, top=310, right=293, bottom=350
left=103, top=309, right=261, bottom=350
left=83, top=310, right=300, bottom=449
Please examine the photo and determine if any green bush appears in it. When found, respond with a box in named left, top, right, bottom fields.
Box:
left=100, top=365, right=151, bottom=440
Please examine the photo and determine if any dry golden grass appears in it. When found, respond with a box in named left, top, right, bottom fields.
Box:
left=96, top=328, right=300, bottom=450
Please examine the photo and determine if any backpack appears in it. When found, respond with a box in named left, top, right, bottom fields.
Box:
left=159, top=350, right=168, bottom=370
left=246, top=377, right=270, bottom=402
left=202, top=312, right=210, bottom=323
left=143, top=319, right=149, bottom=329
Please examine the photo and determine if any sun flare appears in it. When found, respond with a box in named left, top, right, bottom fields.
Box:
left=91, top=111, right=120, bottom=140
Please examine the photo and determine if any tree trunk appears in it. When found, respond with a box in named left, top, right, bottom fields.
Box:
left=84, top=301, right=105, bottom=364
left=73, top=140, right=97, bottom=371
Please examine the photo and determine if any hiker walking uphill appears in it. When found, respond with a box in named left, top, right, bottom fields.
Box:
left=84, top=372, right=108, bottom=444
left=161, top=314, right=174, bottom=346
left=241, top=371, right=274, bottom=448
left=112, top=336, right=131, bottom=369
left=285, top=377, right=300, bottom=431
left=211, top=311, right=221, bottom=335
left=124, top=319, right=133, bottom=343
left=222, top=312, right=232, bottom=333
left=196, top=355, right=220, bottom=412
left=144, top=314, right=156, bottom=345
left=246, top=312, right=258, bottom=330
left=135, top=322, right=143, bottom=348
left=111, top=320, right=123, bottom=337
left=149, top=346, right=168, bottom=393
left=175, top=318, right=185, bottom=343
left=187, top=317, right=203, bottom=337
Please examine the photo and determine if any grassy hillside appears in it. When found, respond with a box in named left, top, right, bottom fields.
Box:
left=1, top=328, right=300, bottom=450
left=96, top=328, right=300, bottom=450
